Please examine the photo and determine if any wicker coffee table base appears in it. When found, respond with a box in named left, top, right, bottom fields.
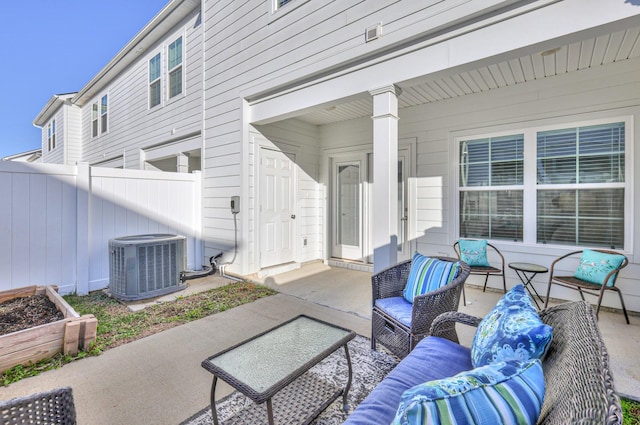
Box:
left=211, top=372, right=347, bottom=425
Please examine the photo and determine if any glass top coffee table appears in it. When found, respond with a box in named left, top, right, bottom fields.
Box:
left=201, top=315, right=356, bottom=425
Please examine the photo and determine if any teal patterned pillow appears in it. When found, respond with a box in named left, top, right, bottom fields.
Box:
left=458, top=239, right=490, bottom=267
left=402, top=252, right=461, bottom=303
left=471, top=284, right=553, bottom=368
left=573, top=249, right=625, bottom=287
left=392, top=359, right=545, bottom=425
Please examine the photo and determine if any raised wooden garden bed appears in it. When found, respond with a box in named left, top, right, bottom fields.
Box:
left=0, top=285, right=97, bottom=373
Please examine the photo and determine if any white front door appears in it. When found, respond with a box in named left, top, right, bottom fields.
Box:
left=259, top=147, right=295, bottom=268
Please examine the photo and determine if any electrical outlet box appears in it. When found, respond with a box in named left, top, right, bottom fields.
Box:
left=231, top=196, right=240, bottom=214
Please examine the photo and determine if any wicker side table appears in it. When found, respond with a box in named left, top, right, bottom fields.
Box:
left=202, top=315, right=356, bottom=425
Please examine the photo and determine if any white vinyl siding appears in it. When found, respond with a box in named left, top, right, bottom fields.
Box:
left=79, top=8, right=201, bottom=169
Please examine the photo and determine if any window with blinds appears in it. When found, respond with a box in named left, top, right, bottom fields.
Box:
left=459, top=134, right=524, bottom=241
left=536, top=122, right=625, bottom=248
left=149, top=53, right=161, bottom=108
left=457, top=120, right=627, bottom=249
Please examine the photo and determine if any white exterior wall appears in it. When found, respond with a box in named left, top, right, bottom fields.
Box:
left=80, top=8, right=203, bottom=169
left=66, top=104, right=83, bottom=165
left=318, top=56, right=640, bottom=312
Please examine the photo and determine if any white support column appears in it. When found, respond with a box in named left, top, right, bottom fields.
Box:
left=370, top=85, right=400, bottom=273
left=177, top=153, right=189, bottom=173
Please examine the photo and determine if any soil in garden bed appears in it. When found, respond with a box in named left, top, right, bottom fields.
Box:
left=0, top=295, right=64, bottom=336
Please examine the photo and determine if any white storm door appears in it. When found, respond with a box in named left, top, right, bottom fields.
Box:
left=260, top=148, right=295, bottom=268
left=332, top=159, right=363, bottom=260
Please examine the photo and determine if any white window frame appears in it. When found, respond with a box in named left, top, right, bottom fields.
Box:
left=47, top=120, right=56, bottom=151
left=100, top=94, right=108, bottom=134
left=91, top=103, right=99, bottom=138
left=149, top=52, right=162, bottom=109
left=167, top=36, right=184, bottom=100
left=269, top=0, right=310, bottom=20
left=452, top=115, right=633, bottom=253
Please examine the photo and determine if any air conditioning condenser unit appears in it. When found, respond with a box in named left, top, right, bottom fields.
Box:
left=109, top=234, right=187, bottom=301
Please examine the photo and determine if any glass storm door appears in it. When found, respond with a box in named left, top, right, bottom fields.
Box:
left=332, top=159, right=363, bottom=260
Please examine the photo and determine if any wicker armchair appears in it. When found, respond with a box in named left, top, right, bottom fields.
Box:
left=544, top=249, right=629, bottom=324
left=430, top=301, right=622, bottom=424
left=0, top=386, right=76, bottom=425
left=371, top=256, right=470, bottom=358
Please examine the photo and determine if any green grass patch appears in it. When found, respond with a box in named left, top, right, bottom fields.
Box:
left=623, top=397, right=640, bottom=424
left=1, top=282, right=275, bottom=386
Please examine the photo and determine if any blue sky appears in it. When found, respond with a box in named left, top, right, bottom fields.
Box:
left=0, top=1, right=169, bottom=159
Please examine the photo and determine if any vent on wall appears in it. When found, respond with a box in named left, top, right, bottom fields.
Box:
left=109, top=234, right=187, bottom=301
left=365, top=23, right=382, bottom=42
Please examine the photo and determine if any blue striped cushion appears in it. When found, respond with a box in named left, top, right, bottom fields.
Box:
left=402, top=253, right=461, bottom=303
left=392, top=359, right=545, bottom=425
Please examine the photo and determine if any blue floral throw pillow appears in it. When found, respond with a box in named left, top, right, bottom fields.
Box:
left=392, top=359, right=545, bottom=425
left=402, top=252, right=461, bottom=303
left=471, top=284, right=553, bottom=368
left=458, top=239, right=490, bottom=267
left=573, top=249, right=625, bottom=287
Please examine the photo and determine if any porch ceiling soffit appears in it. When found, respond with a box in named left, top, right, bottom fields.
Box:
left=71, top=0, right=200, bottom=107
left=249, top=0, right=640, bottom=126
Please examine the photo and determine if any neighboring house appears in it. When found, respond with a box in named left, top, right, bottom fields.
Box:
left=32, top=0, right=640, bottom=312
left=2, top=148, right=42, bottom=163
left=33, top=93, right=80, bottom=165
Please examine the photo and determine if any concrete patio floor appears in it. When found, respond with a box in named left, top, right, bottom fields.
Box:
left=0, top=262, right=637, bottom=424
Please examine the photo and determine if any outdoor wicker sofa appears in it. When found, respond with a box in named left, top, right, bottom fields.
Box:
left=371, top=256, right=471, bottom=359
left=346, top=300, right=621, bottom=424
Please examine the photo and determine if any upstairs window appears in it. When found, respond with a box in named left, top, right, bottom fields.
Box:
left=168, top=37, right=183, bottom=98
left=100, top=94, right=108, bottom=134
left=278, top=0, right=293, bottom=7
left=92, top=103, right=98, bottom=137
left=47, top=119, right=56, bottom=151
left=149, top=53, right=161, bottom=108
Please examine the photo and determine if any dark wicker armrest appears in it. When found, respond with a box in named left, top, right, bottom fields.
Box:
left=429, top=311, right=481, bottom=341
left=372, top=259, right=412, bottom=300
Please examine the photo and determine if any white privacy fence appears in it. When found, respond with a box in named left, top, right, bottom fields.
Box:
left=0, top=162, right=202, bottom=295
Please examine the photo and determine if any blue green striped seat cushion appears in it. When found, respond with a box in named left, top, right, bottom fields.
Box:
left=392, top=359, right=545, bottom=425
left=402, top=253, right=461, bottom=303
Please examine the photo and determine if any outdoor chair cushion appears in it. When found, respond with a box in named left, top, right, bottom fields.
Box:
left=573, top=249, right=626, bottom=287
left=402, top=252, right=461, bottom=303
left=345, top=336, right=473, bottom=425
left=392, top=359, right=545, bottom=425
left=470, top=284, right=553, bottom=368
left=375, top=297, right=412, bottom=328
left=457, top=239, right=490, bottom=267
